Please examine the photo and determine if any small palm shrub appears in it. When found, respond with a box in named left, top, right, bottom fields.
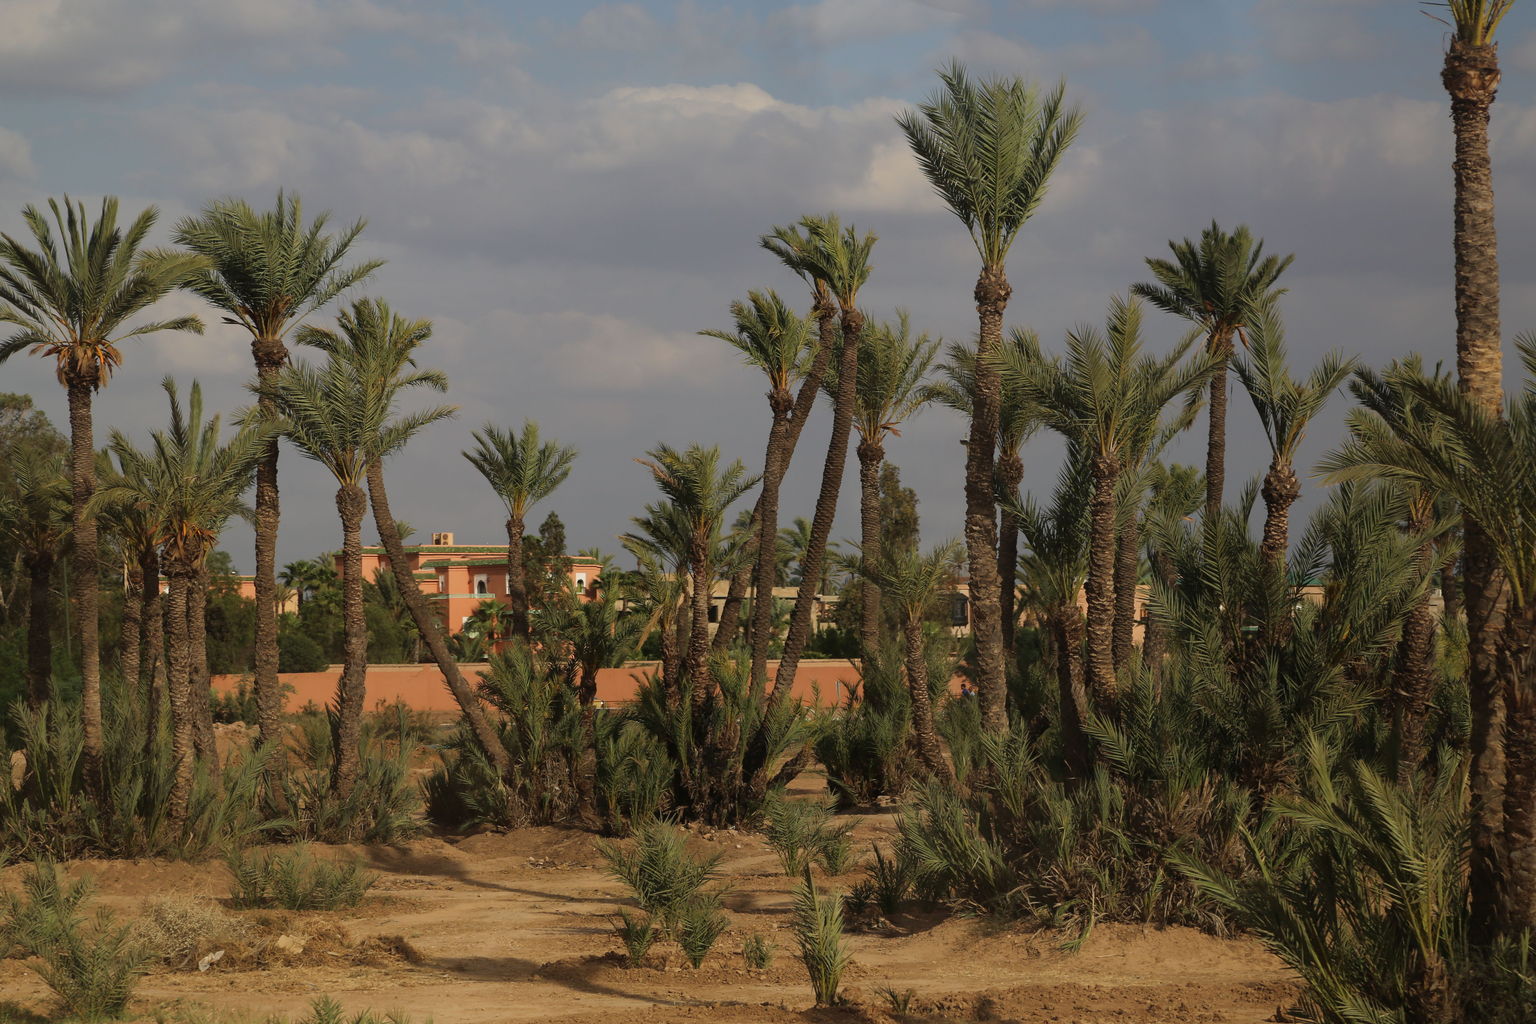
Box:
left=294, top=997, right=416, bottom=1024
left=813, top=646, right=913, bottom=808
left=612, top=909, right=657, bottom=966
left=598, top=819, right=723, bottom=933
left=792, top=870, right=852, bottom=1007
left=226, top=846, right=377, bottom=911
left=675, top=894, right=729, bottom=968
left=281, top=713, right=422, bottom=845
left=865, top=844, right=913, bottom=916
left=762, top=794, right=856, bottom=877
left=2, top=861, right=147, bottom=1022
left=742, top=933, right=774, bottom=969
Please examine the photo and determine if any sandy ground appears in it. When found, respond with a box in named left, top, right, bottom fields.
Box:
left=0, top=788, right=1297, bottom=1024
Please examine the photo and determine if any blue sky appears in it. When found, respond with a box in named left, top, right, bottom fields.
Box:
left=3, top=0, right=1535, bottom=570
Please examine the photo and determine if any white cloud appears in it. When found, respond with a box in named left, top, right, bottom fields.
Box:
left=773, top=0, right=977, bottom=44
left=0, top=126, right=36, bottom=180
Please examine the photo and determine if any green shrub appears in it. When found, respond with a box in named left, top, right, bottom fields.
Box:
left=2, top=861, right=147, bottom=1022
left=865, top=844, right=912, bottom=916
left=813, top=646, right=912, bottom=808
left=293, top=997, right=416, bottom=1024
left=226, top=845, right=376, bottom=911
left=280, top=723, right=423, bottom=845
left=598, top=819, right=722, bottom=933
left=675, top=895, right=728, bottom=968
left=792, top=870, right=851, bottom=1007
left=814, top=827, right=858, bottom=876
left=611, top=909, right=657, bottom=966
left=741, top=933, right=774, bottom=970
left=762, top=794, right=855, bottom=877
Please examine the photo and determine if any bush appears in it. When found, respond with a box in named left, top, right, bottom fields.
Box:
left=226, top=846, right=376, bottom=911
left=612, top=909, right=657, bottom=966
left=741, top=933, right=774, bottom=970
left=280, top=719, right=423, bottom=845
left=762, top=794, right=855, bottom=877
left=792, top=870, right=851, bottom=1007
left=129, top=896, right=248, bottom=970
left=2, top=861, right=147, bottom=1022
left=292, top=997, right=416, bottom=1024
left=865, top=844, right=913, bottom=916
left=598, top=819, right=722, bottom=934
left=675, top=895, right=728, bottom=968
left=813, top=646, right=912, bottom=808
left=278, top=628, right=328, bottom=673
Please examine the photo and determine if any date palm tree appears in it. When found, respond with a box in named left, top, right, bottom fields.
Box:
left=844, top=541, right=962, bottom=783
left=259, top=351, right=388, bottom=798
left=295, top=298, right=516, bottom=786
left=1004, top=296, right=1212, bottom=714
left=925, top=335, right=1042, bottom=655
left=1320, top=335, right=1536, bottom=934
left=1131, top=222, right=1292, bottom=523
left=102, top=379, right=267, bottom=827
left=463, top=421, right=577, bottom=643
left=824, top=310, right=938, bottom=657
left=174, top=192, right=380, bottom=763
left=0, top=445, right=70, bottom=709
left=1432, top=0, right=1519, bottom=943
left=0, top=196, right=206, bottom=791
left=700, top=288, right=815, bottom=675
left=898, top=60, right=1082, bottom=733
left=96, top=463, right=167, bottom=748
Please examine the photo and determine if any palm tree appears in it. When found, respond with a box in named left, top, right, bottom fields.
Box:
left=760, top=215, right=874, bottom=712
left=845, top=541, right=961, bottom=783
left=925, top=335, right=1042, bottom=655
left=635, top=443, right=758, bottom=706
left=0, top=445, right=70, bottom=709
left=96, top=468, right=166, bottom=746
left=700, top=288, right=815, bottom=676
left=1319, top=336, right=1536, bottom=933
left=0, top=196, right=206, bottom=790
left=259, top=352, right=385, bottom=798
left=174, top=192, right=380, bottom=764
left=1131, top=222, right=1292, bottom=523
left=1232, top=302, right=1353, bottom=569
left=1433, top=0, right=1519, bottom=944
left=295, top=298, right=515, bottom=786
left=1342, top=357, right=1455, bottom=784
left=281, top=557, right=334, bottom=611
left=897, top=60, right=1082, bottom=733
left=463, top=421, right=577, bottom=642
left=102, top=379, right=267, bottom=826
left=824, top=310, right=938, bottom=657
left=1003, top=295, right=1212, bottom=713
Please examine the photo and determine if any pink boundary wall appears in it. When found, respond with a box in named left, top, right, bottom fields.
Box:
left=208, top=660, right=934, bottom=713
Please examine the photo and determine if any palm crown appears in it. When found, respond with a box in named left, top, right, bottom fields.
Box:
left=1131, top=222, right=1292, bottom=350
left=1233, top=303, right=1355, bottom=464
left=824, top=310, right=939, bottom=446
left=700, top=289, right=814, bottom=397
left=464, top=421, right=578, bottom=522
left=635, top=443, right=759, bottom=553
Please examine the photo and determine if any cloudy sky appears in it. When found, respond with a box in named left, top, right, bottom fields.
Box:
left=3, top=0, right=1535, bottom=572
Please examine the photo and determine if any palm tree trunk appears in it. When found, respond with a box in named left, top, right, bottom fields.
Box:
left=1395, top=507, right=1440, bottom=785
left=749, top=380, right=810, bottom=693
left=712, top=559, right=750, bottom=653
left=24, top=551, right=53, bottom=709
left=164, top=563, right=195, bottom=828
left=997, top=451, right=1024, bottom=657
left=188, top=563, right=219, bottom=773
left=903, top=618, right=952, bottom=783
left=1111, top=514, right=1140, bottom=672
left=1259, top=461, right=1299, bottom=568
left=120, top=554, right=143, bottom=707
left=506, top=514, right=530, bottom=641
left=1204, top=333, right=1232, bottom=523
left=366, top=463, right=514, bottom=784
left=965, top=266, right=1010, bottom=733
left=251, top=339, right=288, bottom=792
left=1445, top=36, right=1507, bottom=942
left=1497, top=606, right=1536, bottom=932
left=659, top=602, right=682, bottom=707
left=330, top=483, right=370, bottom=798
left=1084, top=454, right=1121, bottom=713
left=769, top=307, right=863, bottom=705
left=141, top=546, right=164, bottom=758
left=686, top=537, right=714, bottom=708
left=65, top=375, right=103, bottom=794
left=857, top=438, right=884, bottom=659
left=1051, top=607, right=1091, bottom=780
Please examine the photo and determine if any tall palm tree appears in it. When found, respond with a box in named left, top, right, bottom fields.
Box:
left=0, top=196, right=206, bottom=790
left=463, top=421, right=577, bottom=642
left=259, top=353, right=383, bottom=798
left=295, top=299, right=517, bottom=786
left=1320, top=336, right=1536, bottom=933
left=102, top=379, right=267, bottom=827
left=174, top=192, right=380, bottom=763
left=898, top=60, right=1082, bottom=733
left=622, top=511, right=690, bottom=699
left=925, top=335, right=1042, bottom=655
left=1232, top=303, right=1353, bottom=569
left=0, top=445, right=70, bottom=709
left=1004, top=295, right=1211, bottom=713
left=1131, top=222, right=1292, bottom=523
left=760, top=215, right=874, bottom=713
left=635, top=443, right=757, bottom=706
left=96, top=470, right=166, bottom=746
left=845, top=541, right=961, bottom=783
left=701, top=289, right=815, bottom=667
left=824, top=310, right=938, bottom=657
left=1434, top=0, right=1519, bottom=943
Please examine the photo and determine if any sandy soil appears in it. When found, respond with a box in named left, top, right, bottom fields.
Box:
left=0, top=790, right=1297, bottom=1024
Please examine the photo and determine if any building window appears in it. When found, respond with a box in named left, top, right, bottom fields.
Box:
left=949, top=595, right=969, bottom=627
left=708, top=602, right=719, bottom=623
left=574, top=575, right=586, bottom=590
left=474, top=574, right=489, bottom=595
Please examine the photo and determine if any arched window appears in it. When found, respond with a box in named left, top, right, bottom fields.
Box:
left=474, top=574, right=489, bottom=595
left=574, top=575, right=586, bottom=590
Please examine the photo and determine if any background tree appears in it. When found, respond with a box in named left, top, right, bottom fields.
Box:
left=175, top=192, right=379, bottom=768
left=463, top=421, right=577, bottom=642
left=898, top=60, right=1082, bottom=733
left=0, top=445, right=70, bottom=708
left=0, top=196, right=205, bottom=791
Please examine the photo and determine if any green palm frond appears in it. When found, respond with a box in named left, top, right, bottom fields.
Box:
left=823, top=309, right=940, bottom=443
left=699, top=288, right=814, bottom=394
left=1131, top=222, right=1292, bottom=353
left=1233, top=301, right=1355, bottom=461
left=463, top=421, right=578, bottom=521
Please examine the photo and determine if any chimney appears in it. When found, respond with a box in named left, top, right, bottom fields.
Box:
left=431, top=531, right=455, bottom=546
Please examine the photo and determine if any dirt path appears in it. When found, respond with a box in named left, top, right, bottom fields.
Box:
left=0, top=805, right=1296, bottom=1024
